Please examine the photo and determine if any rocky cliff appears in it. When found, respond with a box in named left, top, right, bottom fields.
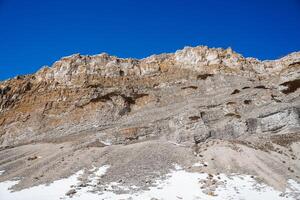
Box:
left=0, top=46, right=299, bottom=198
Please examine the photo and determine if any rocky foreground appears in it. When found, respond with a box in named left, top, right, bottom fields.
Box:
left=0, top=46, right=299, bottom=199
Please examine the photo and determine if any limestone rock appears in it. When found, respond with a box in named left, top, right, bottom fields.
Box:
left=0, top=45, right=300, bottom=195
left=0, top=45, right=299, bottom=147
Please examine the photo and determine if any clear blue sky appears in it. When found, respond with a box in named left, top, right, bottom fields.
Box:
left=0, top=0, right=300, bottom=80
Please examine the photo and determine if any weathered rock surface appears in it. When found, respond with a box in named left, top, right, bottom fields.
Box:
left=0, top=45, right=299, bottom=194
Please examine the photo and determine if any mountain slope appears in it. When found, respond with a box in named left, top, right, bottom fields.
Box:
left=0, top=46, right=299, bottom=199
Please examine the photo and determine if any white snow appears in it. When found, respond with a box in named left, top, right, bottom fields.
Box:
left=0, top=165, right=111, bottom=200
left=173, top=163, right=183, bottom=170
left=215, top=174, right=293, bottom=200
left=0, top=165, right=299, bottom=200
left=0, top=170, right=5, bottom=176
left=100, top=140, right=112, bottom=146
left=0, top=170, right=84, bottom=200
left=193, top=162, right=208, bottom=167
left=168, top=141, right=187, bottom=147
left=93, top=165, right=110, bottom=177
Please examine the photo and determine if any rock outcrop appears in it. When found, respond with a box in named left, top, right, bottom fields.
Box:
left=0, top=46, right=299, bottom=147
left=0, top=45, right=299, bottom=194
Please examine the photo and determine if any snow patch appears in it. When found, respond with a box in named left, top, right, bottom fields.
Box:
left=0, top=170, right=84, bottom=200
left=192, top=162, right=208, bottom=167
left=100, top=140, right=112, bottom=146
left=173, top=164, right=183, bottom=170
left=1, top=165, right=299, bottom=200
left=0, top=165, right=111, bottom=200
left=94, top=165, right=110, bottom=177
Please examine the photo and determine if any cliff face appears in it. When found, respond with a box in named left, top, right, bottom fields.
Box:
left=0, top=46, right=299, bottom=147
left=0, top=46, right=299, bottom=195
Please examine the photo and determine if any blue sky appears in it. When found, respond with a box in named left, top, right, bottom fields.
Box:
left=0, top=0, right=300, bottom=80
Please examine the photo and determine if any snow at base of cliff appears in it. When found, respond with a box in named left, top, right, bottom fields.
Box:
left=0, top=165, right=299, bottom=200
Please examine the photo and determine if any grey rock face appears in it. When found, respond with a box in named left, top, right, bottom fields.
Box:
left=259, top=107, right=300, bottom=133
left=0, top=46, right=299, bottom=147
left=245, top=118, right=258, bottom=134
